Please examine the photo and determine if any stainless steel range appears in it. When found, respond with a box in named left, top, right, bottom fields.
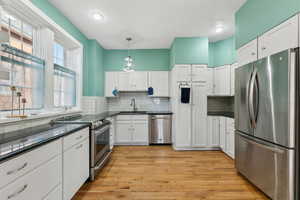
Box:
left=53, top=114, right=111, bottom=181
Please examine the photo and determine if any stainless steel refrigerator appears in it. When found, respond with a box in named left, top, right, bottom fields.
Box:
left=235, top=48, right=299, bottom=200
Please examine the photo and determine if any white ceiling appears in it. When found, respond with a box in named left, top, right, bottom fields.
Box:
left=49, top=0, right=246, bottom=49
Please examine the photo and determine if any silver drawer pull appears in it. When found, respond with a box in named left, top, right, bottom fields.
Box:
left=76, top=135, right=83, bottom=140
left=7, top=162, right=28, bottom=175
left=7, top=184, right=28, bottom=199
left=76, top=144, right=83, bottom=149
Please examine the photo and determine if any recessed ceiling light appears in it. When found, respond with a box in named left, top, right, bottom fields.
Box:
left=90, top=10, right=104, bottom=21
left=215, top=24, right=224, bottom=33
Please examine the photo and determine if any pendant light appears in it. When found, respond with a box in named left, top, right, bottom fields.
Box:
left=123, top=37, right=135, bottom=72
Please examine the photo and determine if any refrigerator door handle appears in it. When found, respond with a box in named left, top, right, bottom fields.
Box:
left=249, top=68, right=257, bottom=128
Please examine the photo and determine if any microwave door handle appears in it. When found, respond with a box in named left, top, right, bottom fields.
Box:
left=249, top=68, right=257, bottom=128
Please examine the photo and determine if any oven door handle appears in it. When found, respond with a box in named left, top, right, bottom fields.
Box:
left=94, top=125, right=110, bottom=135
left=94, top=151, right=112, bottom=170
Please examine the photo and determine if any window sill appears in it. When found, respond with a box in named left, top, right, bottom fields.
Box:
left=0, top=108, right=82, bottom=125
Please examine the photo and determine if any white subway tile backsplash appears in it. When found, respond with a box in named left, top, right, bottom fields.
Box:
left=107, top=93, right=170, bottom=112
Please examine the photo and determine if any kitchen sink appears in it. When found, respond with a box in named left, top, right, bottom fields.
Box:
left=119, top=111, right=148, bottom=115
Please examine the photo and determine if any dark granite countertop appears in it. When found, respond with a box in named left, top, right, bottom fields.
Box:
left=0, top=123, right=89, bottom=162
left=207, top=111, right=234, bottom=118
left=147, top=111, right=173, bottom=115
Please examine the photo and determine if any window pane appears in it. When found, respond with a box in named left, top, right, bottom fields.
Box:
left=53, top=42, right=64, bottom=66
left=22, top=23, right=33, bottom=38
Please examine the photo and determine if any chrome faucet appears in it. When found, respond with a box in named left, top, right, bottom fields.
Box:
left=130, top=98, right=137, bottom=111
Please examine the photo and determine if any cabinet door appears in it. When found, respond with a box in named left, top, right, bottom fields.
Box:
left=225, top=118, right=235, bottom=159
left=148, top=71, right=169, bottom=97
left=130, top=71, right=148, bottom=91
left=115, top=121, right=132, bottom=143
left=174, top=65, right=191, bottom=82
left=105, top=72, right=118, bottom=97
left=63, top=138, right=89, bottom=200
left=258, top=15, right=298, bottom=59
left=206, top=68, right=214, bottom=95
left=191, top=82, right=207, bottom=147
left=219, top=117, right=226, bottom=150
left=118, top=72, right=130, bottom=91
left=44, top=184, right=62, bottom=200
left=211, top=117, right=220, bottom=147
left=174, top=86, right=192, bottom=148
left=237, top=39, right=258, bottom=67
left=132, top=121, right=148, bottom=144
left=214, top=66, right=230, bottom=95
left=230, top=63, right=238, bottom=96
left=192, top=65, right=207, bottom=82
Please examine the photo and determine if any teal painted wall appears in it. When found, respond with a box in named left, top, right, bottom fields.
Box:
left=87, top=40, right=105, bottom=96
left=170, top=37, right=209, bottom=67
left=31, top=0, right=105, bottom=96
left=235, top=0, right=300, bottom=48
left=104, top=49, right=170, bottom=71
left=209, top=36, right=236, bottom=67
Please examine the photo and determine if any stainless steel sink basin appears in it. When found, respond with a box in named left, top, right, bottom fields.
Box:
left=119, top=111, right=147, bottom=115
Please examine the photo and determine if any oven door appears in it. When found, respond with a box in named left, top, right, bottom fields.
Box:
left=91, top=125, right=110, bottom=167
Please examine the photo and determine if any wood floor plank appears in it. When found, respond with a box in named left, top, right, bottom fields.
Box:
left=73, top=146, right=269, bottom=200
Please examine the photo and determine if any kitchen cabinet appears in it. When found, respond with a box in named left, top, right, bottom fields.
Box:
left=174, top=64, right=207, bottom=82
left=191, top=82, right=207, bottom=147
left=115, top=115, right=149, bottom=145
left=0, top=154, right=62, bottom=200
left=258, top=15, right=298, bottom=59
left=207, top=116, right=220, bottom=147
left=148, top=71, right=169, bottom=97
left=230, top=63, right=238, bottom=96
left=118, top=71, right=148, bottom=91
left=192, top=65, right=207, bottom=82
left=105, top=72, right=119, bottom=97
left=214, top=65, right=231, bottom=96
left=225, top=118, right=235, bottom=159
left=206, top=68, right=214, bottom=95
left=115, top=121, right=132, bottom=143
left=219, top=117, right=226, bottom=150
left=237, top=39, right=258, bottom=67
left=44, top=184, right=62, bottom=200
left=63, top=138, right=89, bottom=200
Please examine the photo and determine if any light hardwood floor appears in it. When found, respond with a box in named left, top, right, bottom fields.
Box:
left=73, top=146, right=269, bottom=200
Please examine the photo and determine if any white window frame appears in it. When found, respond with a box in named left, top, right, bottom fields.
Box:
left=0, top=0, right=83, bottom=121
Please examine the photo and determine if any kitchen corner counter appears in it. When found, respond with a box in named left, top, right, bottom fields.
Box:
left=207, top=112, right=234, bottom=118
left=0, top=123, right=89, bottom=162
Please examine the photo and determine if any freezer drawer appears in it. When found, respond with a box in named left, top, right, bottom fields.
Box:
left=150, top=115, right=172, bottom=144
left=235, top=132, right=294, bottom=200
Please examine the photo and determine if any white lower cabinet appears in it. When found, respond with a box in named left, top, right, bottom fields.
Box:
left=0, top=155, right=62, bottom=200
left=63, top=138, right=89, bottom=200
left=115, top=115, right=149, bottom=145
left=44, top=184, right=62, bottom=200
left=219, top=117, right=226, bottom=151
left=106, top=117, right=116, bottom=150
left=207, top=117, right=220, bottom=147
left=225, top=118, right=235, bottom=159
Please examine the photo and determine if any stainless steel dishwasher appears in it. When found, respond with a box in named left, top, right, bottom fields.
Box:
left=149, top=114, right=172, bottom=144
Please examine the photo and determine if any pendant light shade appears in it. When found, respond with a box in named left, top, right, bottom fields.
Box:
left=123, top=37, right=134, bottom=72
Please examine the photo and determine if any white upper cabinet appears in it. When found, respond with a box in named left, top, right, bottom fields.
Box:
left=148, top=71, right=169, bottom=97
left=174, top=65, right=192, bottom=82
left=118, top=71, right=148, bottom=91
left=206, top=68, right=214, bottom=95
left=237, top=39, right=258, bottom=67
left=130, top=71, right=148, bottom=91
left=258, top=15, right=299, bottom=59
left=105, top=72, right=119, bottom=97
left=230, top=63, right=238, bottom=96
left=118, top=72, right=131, bottom=91
left=192, top=65, right=207, bottom=82
left=214, top=65, right=231, bottom=96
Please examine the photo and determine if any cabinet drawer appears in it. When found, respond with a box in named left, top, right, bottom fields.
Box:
left=0, top=155, right=62, bottom=200
left=63, top=128, right=89, bottom=151
left=132, top=115, right=148, bottom=121
left=0, top=139, right=62, bottom=189
left=116, top=115, right=132, bottom=121
left=44, top=184, right=62, bottom=200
